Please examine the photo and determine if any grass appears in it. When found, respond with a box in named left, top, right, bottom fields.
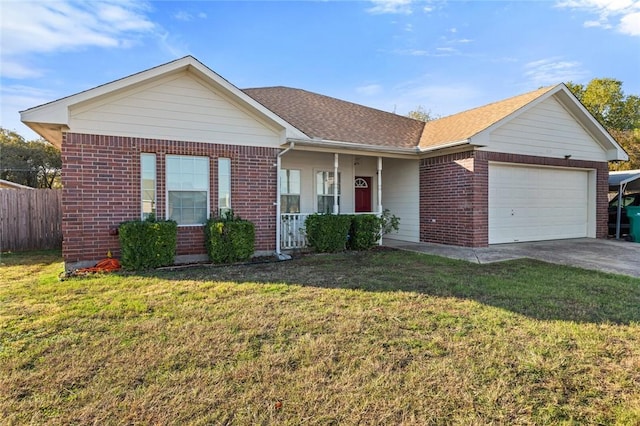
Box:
left=1, top=249, right=639, bottom=425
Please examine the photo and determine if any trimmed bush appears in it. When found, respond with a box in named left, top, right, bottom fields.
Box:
left=205, top=211, right=255, bottom=264
left=305, top=214, right=352, bottom=253
left=348, top=214, right=382, bottom=251
left=118, top=218, right=177, bottom=270
left=348, top=210, right=401, bottom=251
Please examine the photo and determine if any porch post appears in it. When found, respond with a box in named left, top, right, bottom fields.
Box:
left=377, top=156, right=383, bottom=245
left=333, top=153, right=339, bottom=214
left=377, top=156, right=383, bottom=214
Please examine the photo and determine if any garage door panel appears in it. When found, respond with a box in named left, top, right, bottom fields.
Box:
left=489, top=164, right=589, bottom=244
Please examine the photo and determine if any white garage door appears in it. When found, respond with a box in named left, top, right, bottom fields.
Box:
left=489, top=164, right=590, bottom=244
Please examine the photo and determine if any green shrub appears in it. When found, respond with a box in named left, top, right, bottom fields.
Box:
left=348, top=214, right=382, bottom=251
left=305, top=214, right=352, bottom=253
left=205, top=211, right=255, bottom=264
left=118, top=217, right=177, bottom=270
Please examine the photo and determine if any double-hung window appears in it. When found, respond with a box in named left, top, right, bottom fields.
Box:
left=140, top=153, right=156, bottom=219
left=280, top=169, right=300, bottom=213
left=218, top=158, right=231, bottom=215
left=316, top=171, right=340, bottom=214
left=166, top=155, right=209, bottom=225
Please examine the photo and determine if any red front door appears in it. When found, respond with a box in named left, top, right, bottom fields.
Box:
left=355, top=176, right=372, bottom=213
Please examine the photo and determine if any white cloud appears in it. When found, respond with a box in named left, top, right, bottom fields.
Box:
left=0, top=0, right=158, bottom=78
left=1, top=85, right=59, bottom=139
left=366, top=76, right=485, bottom=117
left=174, top=11, right=193, bottom=21
left=619, top=11, right=640, bottom=35
left=173, top=10, right=208, bottom=22
left=367, top=0, right=413, bottom=15
left=1, top=61, right=45, bottom=79
left=523, top=58, right=589, bottom=86
left=366, top=0, right=439, bottom=15
left=356, top=84, right=384, bottom=96
left=555, top=0, right=640, bottom=36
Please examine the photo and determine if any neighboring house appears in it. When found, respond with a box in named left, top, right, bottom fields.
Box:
left=0, top=179, right=33, bottom=189
left=20, top=56, right=627, bottom=270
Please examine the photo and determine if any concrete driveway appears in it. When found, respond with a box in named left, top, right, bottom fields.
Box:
left=383, top=238, right=640, bottom=278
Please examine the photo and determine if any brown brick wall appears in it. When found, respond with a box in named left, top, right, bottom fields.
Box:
left=61, top=133, right=278, bottom=266
left=419, top=150, right=609, bottom=247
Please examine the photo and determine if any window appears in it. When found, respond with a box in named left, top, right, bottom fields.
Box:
left=141, top=153, right=156, bottom=220
left=280, top=169, right=300, bottom=213
left=166, top=155, right=209, bottom=225
left=218, top=158, right=231, bottom=215
left=316, top=171, right=340, bottom=213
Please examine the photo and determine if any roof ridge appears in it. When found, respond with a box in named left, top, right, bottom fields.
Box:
left=243, top=86, right=423, bottom=124
left=434, top=84, right=558, bottom=121
left=418, top=84, right=561, bottom=149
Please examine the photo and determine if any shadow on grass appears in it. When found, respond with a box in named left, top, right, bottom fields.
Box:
left=147, top=249, right=640, bottom=325
left=0, top=250, right=62, bottom=266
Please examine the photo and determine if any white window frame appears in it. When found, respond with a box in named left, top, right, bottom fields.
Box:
left=218, top=157, right=231, bottom=216
left=316, top=170, right=341, bottom=214
left=140, top=153, right=156, bottom=220
left=166, top=155, right=210, bottom=226
left=280, top=169, right=301, bottom=213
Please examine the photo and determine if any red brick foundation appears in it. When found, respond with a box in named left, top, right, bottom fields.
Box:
left=61, top=133, right=278, bottom=268
left=419, top=150, right=609, bottom=247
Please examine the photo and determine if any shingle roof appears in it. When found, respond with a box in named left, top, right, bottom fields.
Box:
left=419, top=85, right=557, bottom=148
left=244, top=85, right=560, bottom=151
left=243, top=87, right=424, bottom=149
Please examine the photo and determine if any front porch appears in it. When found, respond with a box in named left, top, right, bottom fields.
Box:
left=277, top=149, right=421, bottom=250
left=280, top=212, right=383, bottom=250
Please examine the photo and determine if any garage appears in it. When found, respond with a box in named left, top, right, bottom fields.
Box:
left=488, top=163, right=594, bottom=244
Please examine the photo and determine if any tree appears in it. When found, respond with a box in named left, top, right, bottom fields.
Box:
left=0, top=128, right=62, bottom=188
left=609, top=129, right=640, bottom=171
left=407, top=106, right=436, bottom=122
left=567, top=78, right=640, bottom=169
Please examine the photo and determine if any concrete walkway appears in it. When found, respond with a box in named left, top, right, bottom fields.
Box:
left=383, top=238, right=640, bottom=278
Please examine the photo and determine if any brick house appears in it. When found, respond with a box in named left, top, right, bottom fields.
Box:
left=20, top=56, right=626, bottom=270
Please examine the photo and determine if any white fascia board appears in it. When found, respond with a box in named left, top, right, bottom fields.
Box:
left=468, top=84, right=628, bottom=162
left=20, top=57, right=196, bottom=125
left=20, top=56, right=308, bottom=141
left=185, top=59, right=308, bottom=140
left=418, top=139, right=474, bottom=152
left=287, top=137, right=420, bottom=158
left=553, top=86, right=628, bottom=161
left=470, top=85, right=565, bottom=144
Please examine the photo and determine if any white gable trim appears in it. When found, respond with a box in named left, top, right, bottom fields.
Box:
left=469, top=84, right=627, bottom=161
left=20, top=56, right=308, bottom=147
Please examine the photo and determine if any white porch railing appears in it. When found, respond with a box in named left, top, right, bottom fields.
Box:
left=280, top=212, right=381, bottom=250
left=281, top=213, right=310, bottom=249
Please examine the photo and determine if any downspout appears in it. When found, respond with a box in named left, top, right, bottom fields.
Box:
left=276, top=142, right=294, bottom=259
left=333, top=153, right=339, bottom=214
left=377, top=156, right=383, bottom=245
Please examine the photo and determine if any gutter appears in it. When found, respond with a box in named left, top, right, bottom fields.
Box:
left=286, top=137, right=420, bottom=156
left=288, top=137, right=475, bottom=157
left=275, top=141, right=295, bottom=260
left=417, top=139, right=472, bottom=154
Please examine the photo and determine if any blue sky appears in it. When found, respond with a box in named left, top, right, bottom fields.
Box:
left=1, top=0, right=639, bottom=140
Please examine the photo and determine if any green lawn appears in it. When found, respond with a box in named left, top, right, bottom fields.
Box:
left=1, top=249, right=639, bottom=425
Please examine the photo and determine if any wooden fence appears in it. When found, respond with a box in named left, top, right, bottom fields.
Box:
left=0, top=189, right=62, bottom=251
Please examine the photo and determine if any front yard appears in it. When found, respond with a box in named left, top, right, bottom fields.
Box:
left=1, top=250, right=639, bottom=424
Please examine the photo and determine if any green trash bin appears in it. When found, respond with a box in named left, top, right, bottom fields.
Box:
left=626, top=206, right=640, bottom=243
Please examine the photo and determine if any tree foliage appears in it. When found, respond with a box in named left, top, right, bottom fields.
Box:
left=0, top=128, right=61, bottom=188
left=609, top=129, right=640, bottom=171
left=567, top=78, right=640, bottom=170
left=407, top=106, right=436, bottom=122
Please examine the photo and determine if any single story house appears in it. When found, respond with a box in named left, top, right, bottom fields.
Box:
left=20, top=56, right=627, bottom=270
